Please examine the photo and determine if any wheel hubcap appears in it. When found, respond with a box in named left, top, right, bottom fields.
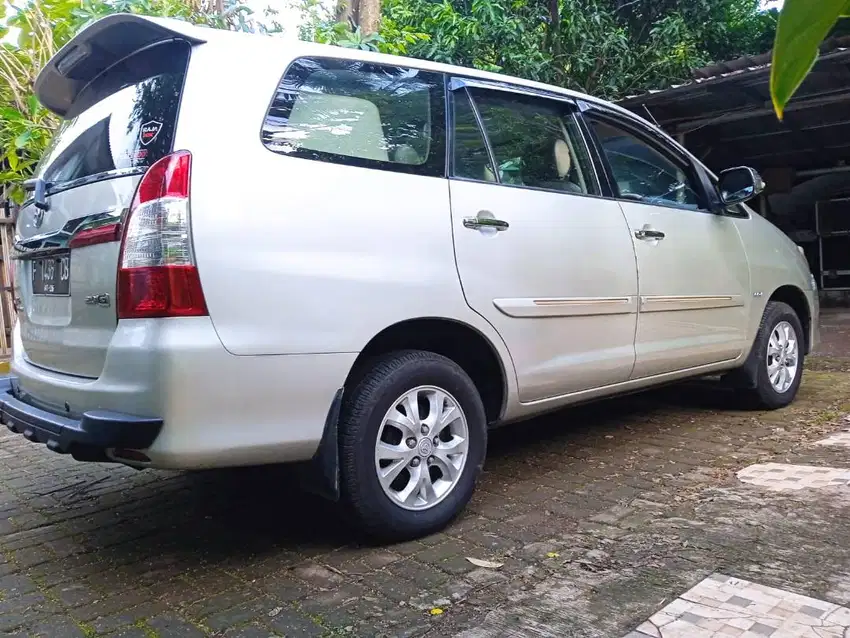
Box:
left=374, top=385, right=469, bottom=511
left=766, top=320, right=798, bottom=394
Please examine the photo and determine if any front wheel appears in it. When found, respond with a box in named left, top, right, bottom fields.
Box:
left=339, top=350, right=487, bottom=542
left=737, top=301, right=805, bottom=409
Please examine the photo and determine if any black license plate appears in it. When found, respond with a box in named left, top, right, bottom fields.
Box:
left=32, top=255, right=71, bottom=296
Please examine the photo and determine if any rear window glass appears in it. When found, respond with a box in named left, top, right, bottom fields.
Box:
left=261, top=57, right=446, bottom=177
left=37, top=40, right=190, bottom=189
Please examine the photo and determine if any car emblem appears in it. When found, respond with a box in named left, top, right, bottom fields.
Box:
left=33, top=208, right=44, bottom=228
left=84, top=293, right=111, bottom=308
left=140, top=121, right=163, bottom=147
left=417, top=438, right=433, bottom=457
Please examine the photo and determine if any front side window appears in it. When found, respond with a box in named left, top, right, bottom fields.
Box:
left=262, top=57, right=445, bottom=177
left=589, top=117, right=705, bottom=210
left=452, top=87, right=598, bottom=195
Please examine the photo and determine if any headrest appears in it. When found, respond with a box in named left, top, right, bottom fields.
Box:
left=554, top=139, right=572, bottom=178
left=393, top=145, right=422, bottom=165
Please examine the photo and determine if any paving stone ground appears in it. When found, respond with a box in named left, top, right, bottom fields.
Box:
left=2, top=310, right=850, bottom=637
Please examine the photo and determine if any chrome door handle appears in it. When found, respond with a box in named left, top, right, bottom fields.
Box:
left=634, top=227, right=665, bottom=240
left=463, top=215, right=509, bottom=231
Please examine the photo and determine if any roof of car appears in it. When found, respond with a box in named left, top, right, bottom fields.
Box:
left=144, top=15, right=634, bottom=119
left=41, top=13, right=664, bottom=139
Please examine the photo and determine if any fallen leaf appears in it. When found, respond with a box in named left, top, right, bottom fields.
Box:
left=466, top=557, right=504, bottom=569
left=546, top=552, right=560, bottom=559
left=430, top=608, right=444, bottom=616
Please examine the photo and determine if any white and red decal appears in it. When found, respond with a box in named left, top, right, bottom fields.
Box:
left=140, top=121, right=163, bottom=146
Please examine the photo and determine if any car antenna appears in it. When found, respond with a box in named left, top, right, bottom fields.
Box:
left=643, top=104, right=660, bottom=128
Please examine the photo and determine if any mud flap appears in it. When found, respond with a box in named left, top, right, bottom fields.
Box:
left=297, top=388, right=343, bottom=502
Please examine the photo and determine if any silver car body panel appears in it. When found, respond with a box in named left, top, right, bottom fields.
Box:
left=16, top=178, right=135, bottom=378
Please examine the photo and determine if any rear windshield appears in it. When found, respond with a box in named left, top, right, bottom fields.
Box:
left=37, top=39, right=190, bottom=190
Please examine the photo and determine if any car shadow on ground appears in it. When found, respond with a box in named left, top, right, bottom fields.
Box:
left=68, top=378, right=749, bottom=566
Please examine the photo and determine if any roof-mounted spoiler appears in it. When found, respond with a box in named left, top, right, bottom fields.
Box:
left=34, top=13, right=207, bottom=119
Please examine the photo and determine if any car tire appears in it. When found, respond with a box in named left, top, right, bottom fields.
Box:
left=737, top=301, right=805, bottom=410
left=339, top=350, right=487, bottom=542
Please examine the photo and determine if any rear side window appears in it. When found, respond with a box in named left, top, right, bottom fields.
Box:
left=261, top=57, right=446, bottom=177
left=37, top=40, right=190, bottom=189
left=468, top=88, right=598, bottom=195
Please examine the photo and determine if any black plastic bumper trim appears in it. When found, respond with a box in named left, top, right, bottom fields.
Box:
left=0, top=377, right=163, bottom=454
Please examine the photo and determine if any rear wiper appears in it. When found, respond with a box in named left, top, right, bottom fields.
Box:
left=22, top=177, right=51, bottom=211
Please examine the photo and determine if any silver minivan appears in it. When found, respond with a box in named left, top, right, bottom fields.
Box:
left=3, top=14, right=818, bottom=540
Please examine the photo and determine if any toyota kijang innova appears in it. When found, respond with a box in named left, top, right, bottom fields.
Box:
left=2, top=14, right=818, bottom=540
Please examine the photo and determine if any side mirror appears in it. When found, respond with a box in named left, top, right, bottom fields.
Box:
left=717, top=166, right=765, bottom=205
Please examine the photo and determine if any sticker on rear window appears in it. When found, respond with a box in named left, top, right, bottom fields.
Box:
left=140, top=121, right=163, bottom=146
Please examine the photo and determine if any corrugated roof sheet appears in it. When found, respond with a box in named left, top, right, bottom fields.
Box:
left=615, top=34, right=850, bottom=175
left=621, top=34, right=850, bottom=104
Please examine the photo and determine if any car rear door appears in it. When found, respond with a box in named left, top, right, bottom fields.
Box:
left=15, top=18, right=199, bottom=378
left=448, top=81, right=639, bottom=403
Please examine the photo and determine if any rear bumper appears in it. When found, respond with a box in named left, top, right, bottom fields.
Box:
left=10, top=317, right=357, bottom=469
left=0, top=376, right=162, bottom=457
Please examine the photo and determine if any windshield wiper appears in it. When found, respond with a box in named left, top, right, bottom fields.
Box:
left=22, top=178, right=51, bottom=211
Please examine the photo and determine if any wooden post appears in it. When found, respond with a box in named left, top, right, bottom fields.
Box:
left=0, top=195, right=15, bottom=361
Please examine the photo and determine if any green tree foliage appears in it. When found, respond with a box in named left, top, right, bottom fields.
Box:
left=379, top=0, right=777, bottom=100
left=293, top=0, right=429, bottom=54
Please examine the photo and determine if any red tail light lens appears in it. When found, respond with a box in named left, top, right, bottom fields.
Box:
left=134, top=150, right=191, bottom=204
left=117, top=265, right=206, bottom=318
left=69, top=223, right=122, bottom=249
left=117, top=151, right=207, bottom=319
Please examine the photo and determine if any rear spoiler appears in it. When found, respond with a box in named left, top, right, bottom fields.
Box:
left=34, top=14, right=207, bottom=119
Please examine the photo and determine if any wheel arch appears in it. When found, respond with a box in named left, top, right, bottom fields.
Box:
left=768, top=284, right=811, bottom=354
left=345, top=317, right=508, bottom=425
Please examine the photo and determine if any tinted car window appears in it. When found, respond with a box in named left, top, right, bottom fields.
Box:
left=590, top=118, right=704, bottom=210
left=262, top=58, right=446, bottom=177
left=37, top=40, right=190, bottom=188
left=462, top=88, right=597, bottom=195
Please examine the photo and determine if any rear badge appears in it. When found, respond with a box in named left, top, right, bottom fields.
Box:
left=85, top=293, right=111, bottom=308
left=140, top=121, right=163, bottom=146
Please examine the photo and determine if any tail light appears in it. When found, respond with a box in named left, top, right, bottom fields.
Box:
left=117, top=151, right=208, bottom=319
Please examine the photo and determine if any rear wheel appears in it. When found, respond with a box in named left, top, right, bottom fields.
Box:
left=339, top=350, right=487, bottom=541
left=737, top=301, right=805, bottom=409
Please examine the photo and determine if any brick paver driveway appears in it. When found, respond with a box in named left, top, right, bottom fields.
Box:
left=3, top=310, right=850, bottom=637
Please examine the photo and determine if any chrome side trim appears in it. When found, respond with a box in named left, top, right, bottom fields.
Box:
left=14, top=207, right=125, bottom=259
left=493, top=296, right=636, bottom=318
left=639, top=294, right=745, bottom=313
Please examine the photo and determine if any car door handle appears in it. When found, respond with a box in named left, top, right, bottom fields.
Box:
left=634, top=227, right=665, bottom=240
left=464, top=217, right=510, bottom=231
left=463, top=214, right=509, bottom=232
